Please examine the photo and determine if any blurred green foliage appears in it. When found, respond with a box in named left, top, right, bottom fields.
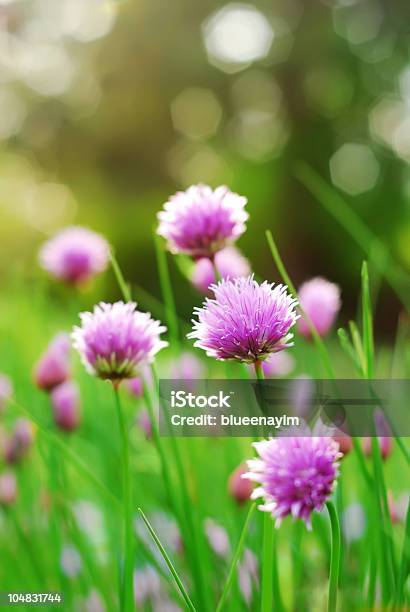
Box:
left=0, top=0, right=408, bottom=335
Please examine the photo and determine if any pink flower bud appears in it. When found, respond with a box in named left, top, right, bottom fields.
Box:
left=0, top=471, right=17, bottom=506
left=136, top=409, right=152, bottom=440
left=34, top=351, right=70, bottom=391
left=228, top=464, right=253, bottom=504
left=0, top=374, right=13, bottom=413
left=247, top=352, right=295, bottom=378
left=34, top=333, right=71, bottom=392
left=39, top=226, right=109, bottom=286
left=169, top=352, right=204, bottom=382
left=51, top=381, right=81, bottom=433
left=49, top=333, right=71, bottom=357
left=4, top=419, right=36, bottom=464
left=297, top=277, right=341, bottom=339
left=204, top=518, right=231, bottom=558
left=362, top=436, right=393, bottom=461
left=192, top=247, right=251, bottom=295
left=124, top=377, right=144, bottom=398
left=388, top=491, right=400, bottom=524
left=333, top=434, right=353, bottom=457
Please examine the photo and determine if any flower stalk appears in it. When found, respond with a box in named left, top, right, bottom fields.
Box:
left=114, top=388, right=134, bottom=612
left=326, top=500, right=341, bottom=612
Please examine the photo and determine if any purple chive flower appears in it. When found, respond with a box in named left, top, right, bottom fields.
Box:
left=136, top=409, right=152, bottom=440
left=39, top=226, right=109, bottom=286
left=60, top=545, right=82, bottom=578
left=297, top=277, right=341, bottom=339
left=4, top=418, right=36, bottom=464
left=243, top=436, right=341, bottom=529
left=0, top=470, right=17, bottom=506
left=238, top=549, right=259, bottom=606
left=133, top=566, right=161, bottom=606
left=247, top=351, right=295, bottom=378
left=0, top=374, right=13, bottom=413
left=84, top=590, right=105, bottom=612
left=169, top=352, right=204, bottom=381
left=125, top=377, right=144, bottom=398
left=49, top=332, right=71, bottom=356
left=189, top=276, right=298, bottom=363
left=157, top=184, right=248, bottom=258
left=192, top=246, right=251, bottom=295
left=51, top=381, right=81, bottom=433
left=204, top=518, right=231, bottom=558
left=72, top=302, right=167, bottom=382
left=34, top=334, right=71, bottom=392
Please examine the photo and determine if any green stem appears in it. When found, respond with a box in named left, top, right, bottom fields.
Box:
left=254, top=361, right=265, bottom=381
left=211, top=257, right=221, bottom=282
left=370, top=436, right=396, bottom=601
left=150, top=365, right=211, bottom=611
left=326, top=501, right=341, bottom=612
left=367, top=538, right=377, bottom=609
left=271, top=526, right=283, bottom=611
left=138, top=508, right=196, bottom=611
left=216, top=503, right=256, bottom=612
left=261, top=513, right=274, bottom=612
left=154, top=233, right=180, bottom=348
left=361, top=262, right=374, bottom=379
left=291, top=522, right=304, bottom=610
left=396, top=498, right=410, bottom=605
left=255, top=359, right=281, bottom=611
left=114, top=387, right=134, bottom=612
left=109, top=250, right=132, bottom=302
left=142, top=381, right=181, bottom=519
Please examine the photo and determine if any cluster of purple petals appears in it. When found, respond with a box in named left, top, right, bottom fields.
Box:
left=157, top=185, right=248, bottom=258
left=297, top=277, right=341, bottom=338
left=0, top=374, right=13, bottom=413
left=72, top=301, right=167, bottom=380
left=39, top=226, right=109, bottom=285
left=34, top=332, right=81, bottom=434
left=51, top=381, right=81, bottom=432
left=192, top=246, right=251, bottom=295
left=244, top=436, right=341, bottom=528
left=3, top=419, right=36, bottom=464
left=188, top=276, right=298, bottom=363
left=34, top=333, right=71, bottom=391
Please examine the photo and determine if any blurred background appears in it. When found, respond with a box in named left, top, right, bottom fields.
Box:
left=0, top=0, right=408, bottom=335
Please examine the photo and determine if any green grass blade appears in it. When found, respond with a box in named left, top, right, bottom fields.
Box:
left=151, top=365, right=212, bottom=611
left=261, top=513, right=274, bottom=612
left=138, top=508, right=197, bottom=612
left=216, top=503, right=256, bottom=612
left=337, top=327, right=362, bottom=374
left=265, top=230, right=335, bottom=379
left=109, top=249, right=132, bottom=302
left=396, top=497, right=410, bottom=604
left=361, top=262, right=374, bottom=379
left=11, top=398, right=120, bottom=508
left=294, top=162, right=410, bottom=309
left=326, top=501, right=341, bottom=612
left=348, top=321, right=367, bottom=376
